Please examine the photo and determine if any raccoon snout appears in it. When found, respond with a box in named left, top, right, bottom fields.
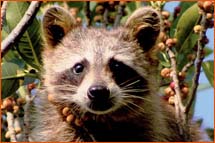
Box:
left=87, top=85, right=110, bottom=101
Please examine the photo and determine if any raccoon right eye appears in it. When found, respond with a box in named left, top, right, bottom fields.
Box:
left=73, top=63, right=84, bottom=74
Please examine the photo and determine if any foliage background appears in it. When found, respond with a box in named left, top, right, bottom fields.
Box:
left=1, top=1, right=214, bottom=141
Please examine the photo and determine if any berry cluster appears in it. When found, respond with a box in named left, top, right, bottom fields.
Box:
left=93, top=2, right=127, bottom=24
left=1, top=97, right=26, bottom=139
left=161, top=68, right=189, bottom=105
left=61, top=107, right=83, bottom=127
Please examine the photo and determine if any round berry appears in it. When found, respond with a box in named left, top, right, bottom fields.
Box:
left=169, top=82, right=175, bottom=89
left=157, top=42, right=166, bottom=51
left=161, top=68, right=172, bottom=78
left=193, top=25, right=203, bottom=34
left=62, top=107, right=71, bottom=116
left=203, top=1, right=213, bottom=12
left=15, top=127, right=22, bottom=134
left=206, top=13, right=213, bottom=19
left=165, top=87, right=175, bottom=96
left=161, top=11, right=170, bottom=19
left=166, top=38, right=175, bottom=47
left=178, top=72, right=186, bottom=80
left=198, top=1, right=204, bottom=9
left=168, top=96, right=175, bottom=105
left=66, top=114, right=75, bottom=123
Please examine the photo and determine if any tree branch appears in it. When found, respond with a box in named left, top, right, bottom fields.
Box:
left=1, top=1, right=41, bottom=58
left=85, top=1, right=92, bottom=27
left=113, top=4, right=124, bottom=28
left=185, top=12, right=207, bottom=114
left=1, top=1, right=8, bottom=30
left=166, top=47, right=188, bottom=138
left=6, top=112, right=17, bottom=142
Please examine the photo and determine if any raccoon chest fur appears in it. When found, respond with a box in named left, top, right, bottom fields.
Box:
left=28, top=6, right=203, bottom=142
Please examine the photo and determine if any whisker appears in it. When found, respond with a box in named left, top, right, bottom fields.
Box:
left=122, top=79, right=141, bottom=88
left=121, top=88, right=150, bottom=93
left=121, top=94, right=153, bottom=103
left=119, top=76, right=140, bottom=87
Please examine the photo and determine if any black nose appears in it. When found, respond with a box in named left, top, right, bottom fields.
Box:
left=87, top=85, right=110, bottom=101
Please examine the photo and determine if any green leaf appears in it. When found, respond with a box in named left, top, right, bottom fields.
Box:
left=174, top=3, right=200, bottom=52
left=170, top=2, right=196, bottom=37
left=204, top=47, right=213, bottom=57
left=205, top=128, right=214, bottom=141
left=202, top=61, right=214, bottom=87
left=5, top=2, right=42, bottom=70
left=1, top=62, right=23, bottom=99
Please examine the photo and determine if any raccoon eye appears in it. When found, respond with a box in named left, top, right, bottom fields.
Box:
left=109, top=59, right=124, bottom=72
left=73, top=63, right=84, bottom=74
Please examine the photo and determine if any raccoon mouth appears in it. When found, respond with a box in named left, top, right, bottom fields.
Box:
left=88, top=100, right=114, bottom=112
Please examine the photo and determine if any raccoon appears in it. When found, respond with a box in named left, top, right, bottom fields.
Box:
left=28, top=6, right=204, bottom=141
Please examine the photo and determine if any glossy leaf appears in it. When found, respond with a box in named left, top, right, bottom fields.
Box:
left=1, top=62, right=23, bottom=98
left=5, top=2, right=42, bottom=70
left=202, top=61, right=214, bottom=87
left=174, top=4, right=200, bottom=52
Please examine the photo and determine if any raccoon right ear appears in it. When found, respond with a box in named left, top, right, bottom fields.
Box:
left=125, top=7, right=161, bottom=51
left=42, top=6, right=76, bottom=47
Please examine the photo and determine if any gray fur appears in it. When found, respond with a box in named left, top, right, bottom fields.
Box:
left=28, top=6, right=205, bottom=141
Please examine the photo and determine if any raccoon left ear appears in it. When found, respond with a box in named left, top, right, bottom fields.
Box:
left=125, top=7, right=161, bottom=51
left=42, top=6, right=76, bottom=47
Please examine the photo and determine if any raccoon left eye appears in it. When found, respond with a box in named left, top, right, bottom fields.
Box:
left=73, top=63, right=84, bottom=74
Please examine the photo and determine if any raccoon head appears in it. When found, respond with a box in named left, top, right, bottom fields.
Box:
left=42, top=6, right=160, bottom=119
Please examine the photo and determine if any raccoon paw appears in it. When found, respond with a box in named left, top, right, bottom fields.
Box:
left=61, top=106, right=83, bottom=127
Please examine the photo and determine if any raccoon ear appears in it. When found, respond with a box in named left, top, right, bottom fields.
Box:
left=125, top=7, right=161, bottom=51
left=42, top=6, right=76, bottom=47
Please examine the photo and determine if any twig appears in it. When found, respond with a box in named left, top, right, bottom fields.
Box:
left=185, top=12, right=207, bottom=114
left=113, top=4, right=124, bottom=28
left=166, top=47, right=188, bottom=139
left=181, top=57, right=196, bottom=73
left=1, top=1, right=8, bottom=30
left=1, top=1, right=41, bottom=58
left=103, top=3, right=109, bottom=28
left=85, top=1, right=91, bottom=27
left=6, top=112, right=17, bottom=142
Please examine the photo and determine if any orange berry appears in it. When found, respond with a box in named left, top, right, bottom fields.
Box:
left=166, top=38, right=175, bottom=47
left=13, top=105, right=19, bottom=114
left=181, top=86, right=189, bottom=95
left=66, top=114, right=75, bottom=123
left=187, top=54, right=196, bottom=61
left=161, top=68, right=172, bottom=78
left=159, top=32, right=167, bottom=42
left=95, top=5, right=104, bottom=14
left=203, top=1, right=213, bottom=12
left=161, top=11, right=170, bottom=19
left=178, top=72, right=186, bottom=80
left=168, top=96, right=175, bottom=105
left=62, top=107, right=71, bottom=116
left=157, top=42, right=166, bottom=51
left=197, top=1, right=204, bottom=9
left=93, top=15, right=103, bottom=22
left=70, top=8, right=78, bottom=17
left=2, top=98, right=14, bottom=111
left=15, top=127, right=22, bottom=134
left=75, top=118, right=83, bottom=126
left=27, top=83, right=36, bottom=91
left=206, top=13, right=213, bottom=19
left=165, top=87, right=175, bottom=96
left=47, top=94, right=55, bottom=103
left=5, top=131, right=10, bottom=139
left=193, top=25, right=203, bottom=34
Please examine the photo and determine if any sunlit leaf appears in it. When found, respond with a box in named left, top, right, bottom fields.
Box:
left=202, top=61, right=214, bottom=87
left=5, top=2, right=42, bottom=70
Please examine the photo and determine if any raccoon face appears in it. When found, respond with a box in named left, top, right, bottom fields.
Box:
left=42, top=6, right=160, bottom=116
